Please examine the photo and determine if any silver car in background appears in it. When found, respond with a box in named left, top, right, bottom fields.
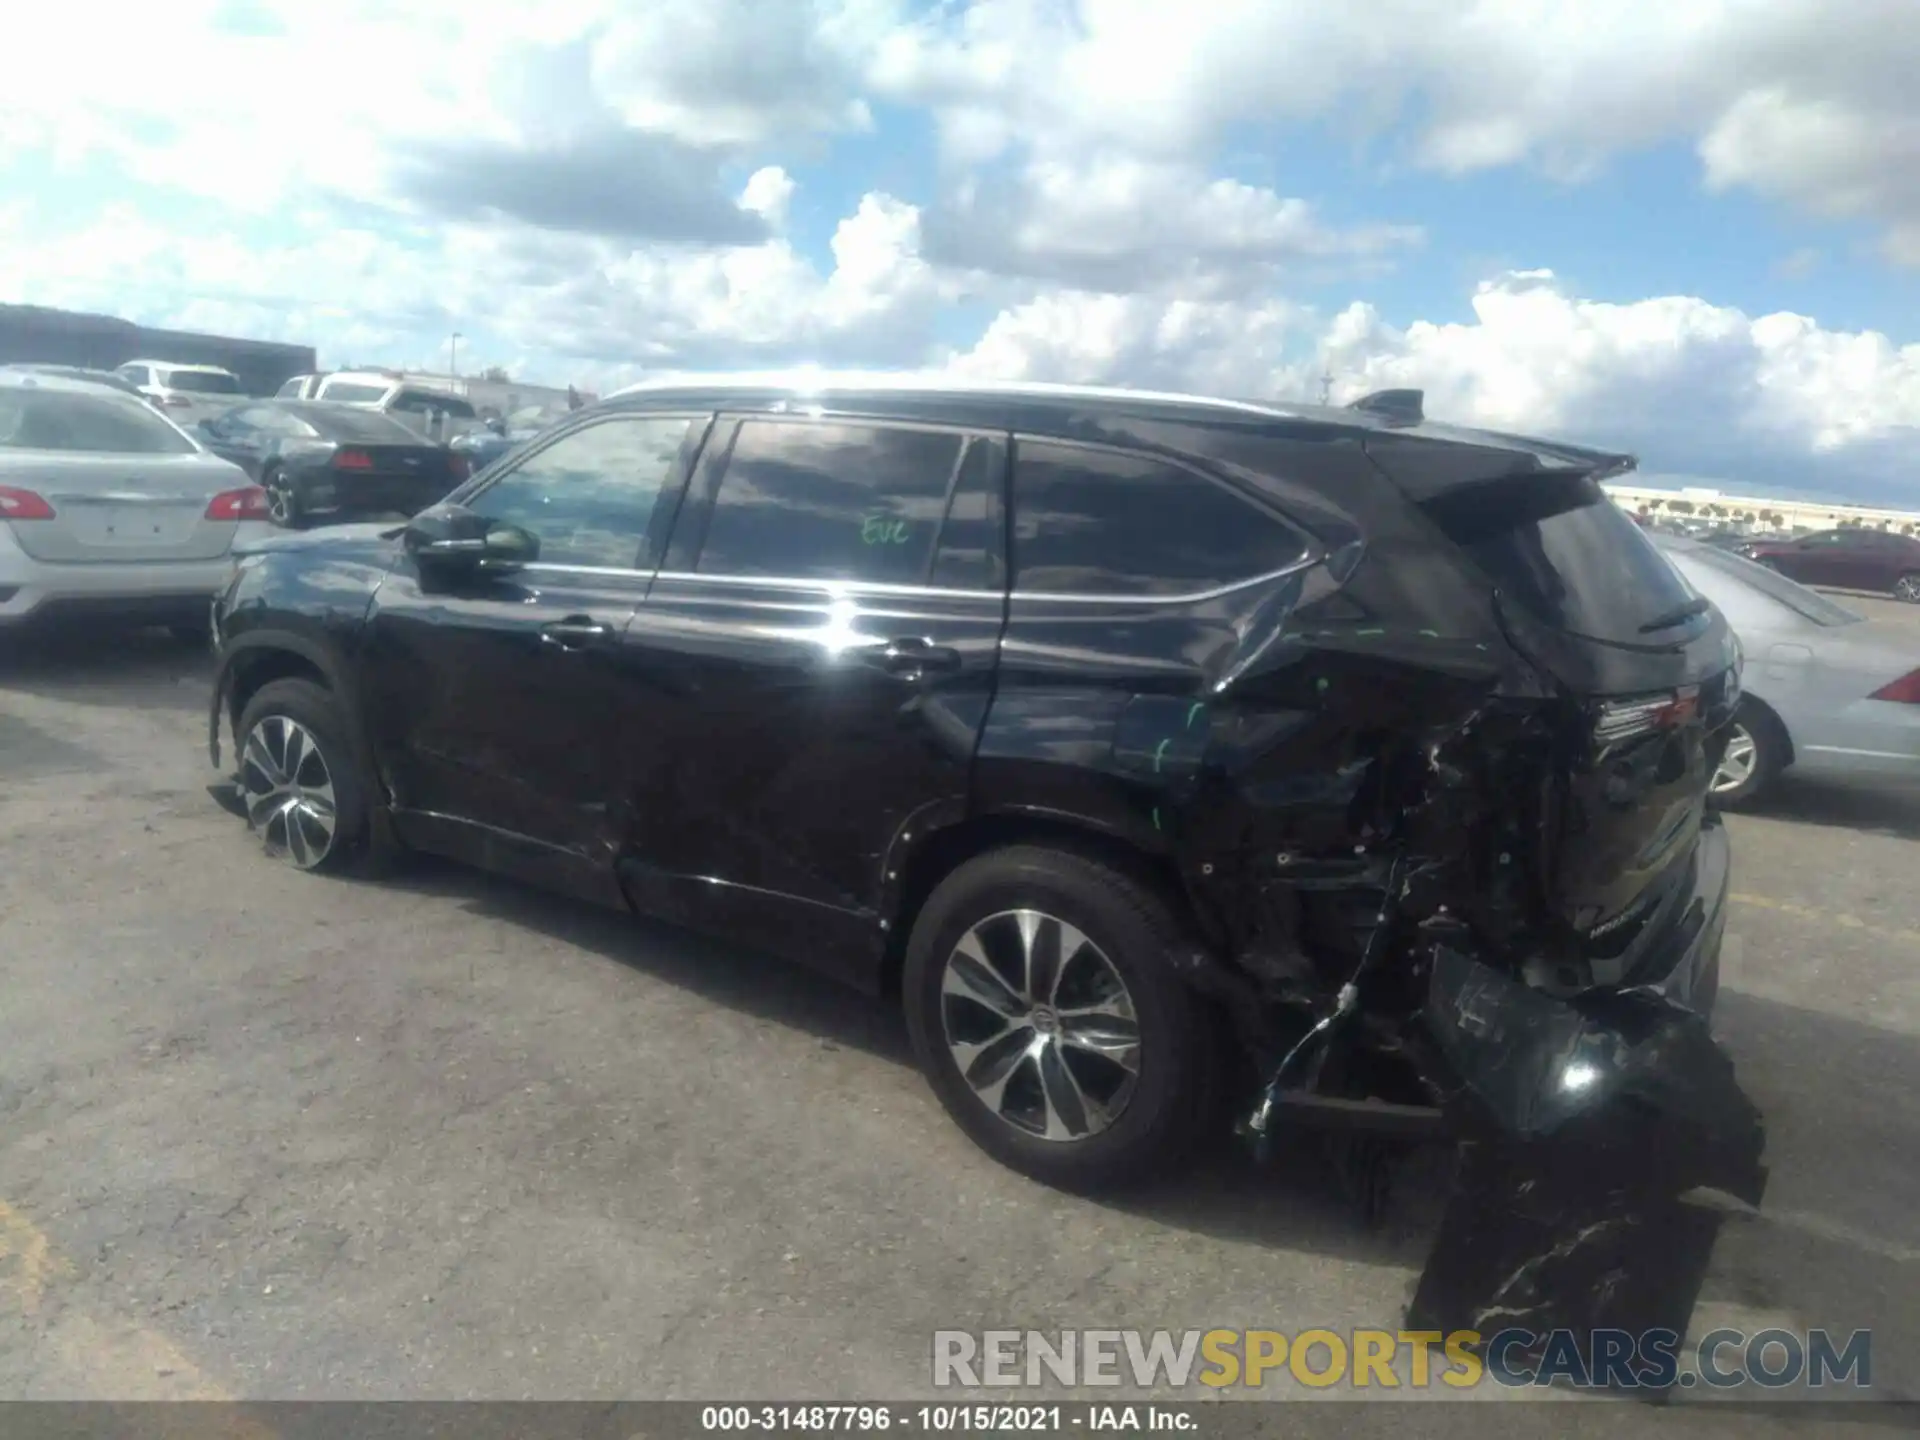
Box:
left=0, top=372, right=271, bottom=638
left=1658, top=534, right=1920, bottom=804
left=115, top=359, right=248, bottom=427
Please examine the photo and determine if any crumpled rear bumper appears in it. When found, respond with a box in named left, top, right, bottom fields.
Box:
left=1404, top=892, right=1766, bottom=1359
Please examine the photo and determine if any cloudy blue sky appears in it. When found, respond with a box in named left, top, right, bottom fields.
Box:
left=2, top=0, right=1917, bottom=502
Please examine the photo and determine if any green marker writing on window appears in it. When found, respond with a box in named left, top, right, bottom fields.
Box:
left=862, top=515, right=912, bottom=546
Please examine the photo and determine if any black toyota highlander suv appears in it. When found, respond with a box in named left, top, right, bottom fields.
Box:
left=208, top=375, right=1748, bottom=1205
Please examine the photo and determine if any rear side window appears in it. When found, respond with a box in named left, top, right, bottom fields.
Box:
left=319, top=381, right=389, bottom=404
left=167, top=370, right=241, bottom=395
left=393, top=391, right=476, bottom=418
left=299, top=407, right=421, bottom=442
left=1421, top=471, right=1703, bottom=644
left=1011, top=439, right=1310, bottom=596
left=697, top=419, right=969, bottom=584
left=930, top=438, right=1005, bottom=591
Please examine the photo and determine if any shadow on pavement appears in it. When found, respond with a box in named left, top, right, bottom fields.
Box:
left=0, top=624, right=214, bottom=716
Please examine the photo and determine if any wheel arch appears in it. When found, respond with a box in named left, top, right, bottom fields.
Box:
left=214, top=631, right=379, bottom=789
left=878, top=810, right=1210, bottom=1000
left=1739, top=690, right=1795, bottom=769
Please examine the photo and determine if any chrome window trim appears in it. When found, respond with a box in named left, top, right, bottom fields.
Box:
left=638, top=560, right=1318, bottom=605
left=651, top=569, right=991, bottom=602
left=505, top=561, right=1320, bottom=602
left=1006, top=555, right=1319, bottom=605
left=516, top=562, right=653, bottom=579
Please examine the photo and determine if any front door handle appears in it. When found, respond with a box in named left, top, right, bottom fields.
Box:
left=858, top=637, right=963, bottom=676
left=541, top=617, right=614, bottom=651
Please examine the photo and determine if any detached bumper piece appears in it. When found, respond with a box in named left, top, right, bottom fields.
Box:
left=1405, top=946, right=1767, bottom=1366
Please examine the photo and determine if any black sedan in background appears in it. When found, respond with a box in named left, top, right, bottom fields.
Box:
left=197, top=401, right=470, bottom=528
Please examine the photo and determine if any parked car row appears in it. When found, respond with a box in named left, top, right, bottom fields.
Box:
left=5, top=365, right=1915, bottom=822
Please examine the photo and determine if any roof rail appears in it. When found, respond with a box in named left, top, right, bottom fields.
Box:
left=1348, top=388, right=1424, bottom=426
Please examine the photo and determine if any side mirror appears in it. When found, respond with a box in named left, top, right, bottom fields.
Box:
left=197, top=418, right=221, bottom=437
left=403, top=503, right=539, bottom=575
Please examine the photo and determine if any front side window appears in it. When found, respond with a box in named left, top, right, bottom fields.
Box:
left=275, top=377, right=307, bottom=398
left=697, top=419, right=969, bottom=585
left=468, top=416, right=694, bottom=570
left=119, top=365, right=150, bottom=386
left=0, top=389, right=197, bottom=455
left=1011, top=439, right=1311, bottom=596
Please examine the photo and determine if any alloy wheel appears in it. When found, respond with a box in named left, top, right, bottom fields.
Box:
left=240, top=715, right=339, bottom=868
left=939, top=909, right=1140, bottom=1142
left=265, top=480, right=294, bottom=526
left=1897, top=574, right=1920, bottom=603
left=1711, top=722, right=1759, bottom=796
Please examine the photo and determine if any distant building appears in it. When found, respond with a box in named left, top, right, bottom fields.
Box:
left=1605, top=481, right=1920, bottom=536
left=0, top=303, right=315, bottom=397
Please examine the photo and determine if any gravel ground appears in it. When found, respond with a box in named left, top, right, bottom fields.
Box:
left=1, top=595, right=1917, bottom=1434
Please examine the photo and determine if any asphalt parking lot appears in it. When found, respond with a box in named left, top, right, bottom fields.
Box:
left=2, top=596, right=1918, bottom=1430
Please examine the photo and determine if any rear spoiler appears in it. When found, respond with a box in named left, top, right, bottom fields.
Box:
left=1348, top=389, right=1425, bottom=426
left=1349, top=389, right=1638, bottom=481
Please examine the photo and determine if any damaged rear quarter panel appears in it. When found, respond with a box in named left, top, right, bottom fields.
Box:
left=971, top=425, right=1566, bottom=1024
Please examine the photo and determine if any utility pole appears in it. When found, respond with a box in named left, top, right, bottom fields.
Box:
left=1318, top=369, right=1334, bottom=406
left=449, top=332, right=462, bottom=387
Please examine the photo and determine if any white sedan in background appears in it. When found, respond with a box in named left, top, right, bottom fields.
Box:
left=1659, top=534, right=1920, bottom=805
left=0, top=371, right=271, bottom=639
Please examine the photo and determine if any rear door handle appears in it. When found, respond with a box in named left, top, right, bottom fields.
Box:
left=541, top=617, right=614, bottom=651
left=859, top=637, right=963, bottom=676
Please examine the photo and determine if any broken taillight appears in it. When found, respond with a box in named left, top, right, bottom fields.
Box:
left=1869, top=669, right=1920, bottom=705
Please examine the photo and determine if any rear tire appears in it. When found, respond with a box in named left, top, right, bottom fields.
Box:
left=1709, top=701, right=1788, bottom=809
left=264, top=467, right=304, bottom=529
left=235, top=678, right=368, bottom=873
left=1896, top=572, right=1920, bottom=604
left=902, top=845, right=1215, bottom=1192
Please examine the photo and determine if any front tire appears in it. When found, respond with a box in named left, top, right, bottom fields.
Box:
left=903, top=846, right=1214, bottom=1192
left=1896, top=572, right=1920, bottom=604
left=235, top=678, right=368, bottom=873
left=1710, top=701, right=1788, bottom=809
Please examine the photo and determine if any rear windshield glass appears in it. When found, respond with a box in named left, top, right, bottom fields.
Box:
left=1686, top=545, right=1865, bottom=626
left=1420, top=470, right=1706, bottom=645
left=0, top=388, right=197, bottom=455
left=167, top=370, right=241, bottom=395
left=319, top=381, right=390, bottom=404
left=292, top=404, right=422, bottom=442
left=394, top=392, right=476, bottom=418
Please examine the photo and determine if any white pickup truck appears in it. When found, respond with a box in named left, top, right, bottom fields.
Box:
left=273, top=371, right=484, bottom=441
